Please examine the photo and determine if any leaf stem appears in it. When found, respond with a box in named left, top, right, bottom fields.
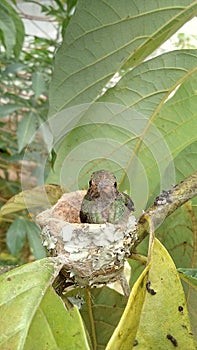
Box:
left=85, top=287, right=97, bottom=350
left=0, top=216, right=14, bottom=223
left=130, top=252, right=148, bottom=264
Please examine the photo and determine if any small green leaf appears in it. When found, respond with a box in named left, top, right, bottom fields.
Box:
left=37, top=115, right=53, bottom=153
left=6, top=218, right=27, bottom=256
left=32, top=72, right=47, bottom=99
left=0, top=104, right=22, bottom=118
left=6, top=218, right=46, bottom=259
left=17, top=111, right=37, bottom=152
left=179, top=268, right=197, bottom=291
left=26, top=221, right=46, bottom=259
left=2, top=62, right=26, bottom=75
left=67, top=0, right=77, bottom=13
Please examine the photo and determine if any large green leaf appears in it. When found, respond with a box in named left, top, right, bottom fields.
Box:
left=101, top=50, right=197, bottom=114
left=25, top=287, right=90, bottom=350
left=155, top=71, right=197, bottom=158
left=100, top=51, right=197, bottom=196
left=47, top=49, right=197, bottom=215
left=47, top=1, right=197, bottom=210
left=0, top=259, right=90, bottom=350
left=47, top=2, right=197, bottom=204
left=49, top=0, right=197, bottom=114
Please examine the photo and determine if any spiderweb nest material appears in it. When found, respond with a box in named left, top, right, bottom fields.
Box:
left=36, top=190, right=137, bottom=287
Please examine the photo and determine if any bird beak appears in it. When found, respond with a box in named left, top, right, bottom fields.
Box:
left=98, top=181, right=111, bottom=192
left=98, top=182, right=105, bottom=192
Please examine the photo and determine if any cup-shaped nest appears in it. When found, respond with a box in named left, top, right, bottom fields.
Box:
left=36, top=190, right=137, bottom=287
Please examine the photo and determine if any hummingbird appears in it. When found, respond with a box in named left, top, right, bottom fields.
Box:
left=80, top=170, right=134, bottom=224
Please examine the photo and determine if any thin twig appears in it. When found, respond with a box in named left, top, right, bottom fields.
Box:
left=0, top=217, right=14, bottom=223
left=85, top=287, right=97, bottom=350
left=19, top=12, right=55, bottom=22
left=119, top=272, right=130, bottom=298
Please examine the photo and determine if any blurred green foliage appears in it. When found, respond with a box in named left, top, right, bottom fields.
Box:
left=0, top=0, right=77, bottom=264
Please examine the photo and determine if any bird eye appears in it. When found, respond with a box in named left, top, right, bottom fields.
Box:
left=114, top=181, right=117, bottom=188
left=89, top=180, right=92, bottom=187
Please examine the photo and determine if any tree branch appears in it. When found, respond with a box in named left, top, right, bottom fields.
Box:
left=133, top=170, right=197, bottom=249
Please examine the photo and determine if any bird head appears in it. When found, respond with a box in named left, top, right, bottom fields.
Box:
left=88, top=170, right=118, bottom=198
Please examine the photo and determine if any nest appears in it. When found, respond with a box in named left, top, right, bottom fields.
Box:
left=36, top=190, right=137, bottom=287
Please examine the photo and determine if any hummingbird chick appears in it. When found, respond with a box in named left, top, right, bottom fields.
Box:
left=80, top=170, right=134, bottom=224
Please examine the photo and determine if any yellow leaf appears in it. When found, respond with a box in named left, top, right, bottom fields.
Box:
left=106, top=265, right=150, bottom=349
left=0, top=185, right=63, bottom=216
left=135, top=239, right=196, bottom=349
left=107, top=238, right=196, bottom=349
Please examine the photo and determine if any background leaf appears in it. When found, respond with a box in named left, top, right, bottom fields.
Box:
left=32, top=72, right=47, bottom=100
left=66, top=286, right=127, bottom=350
left=173, top=141, right=197, bottom=181
left=0, top=104, right=22, bottom=118
left=6, top=217, right=46, bottom=259
left=17, top=111, right=38, bottom=152
left=0, top=5, right=16, bottom=58
left=155, top=71, right=197, bottom=158
left=25, top=221, right=46, bottom=259
left=6, top=217, right=27, bottom=256
left=179, top=268, right=197, bottom=290
left=0, top=0, right=24, bottom=58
